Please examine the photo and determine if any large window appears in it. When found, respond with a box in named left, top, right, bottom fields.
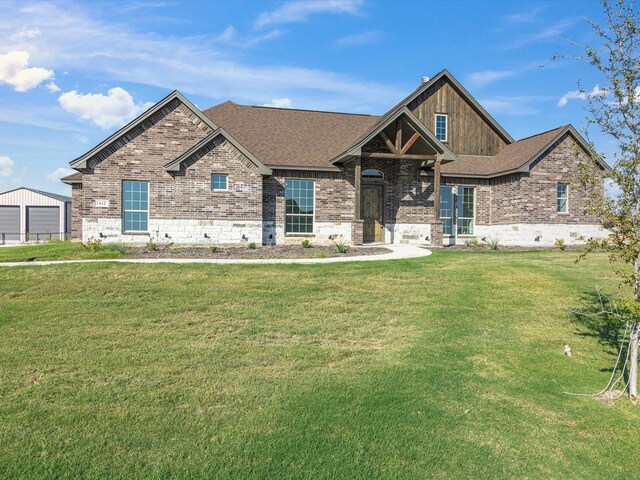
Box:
left=439, top=186, right=475, bottom=236
left=122, top=180, right=149, bottom=232
left=557, top=183, right=568, bottom=213
left=285, top=180, right=314, bottom=233
left=435, top=114, right=448, bottom=142
left=457, top=187, right=475, bottom=235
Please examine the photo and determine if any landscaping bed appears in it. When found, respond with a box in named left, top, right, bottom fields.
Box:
left=133, top=244, right=391, bottom=259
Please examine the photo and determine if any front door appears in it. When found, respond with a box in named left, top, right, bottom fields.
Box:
left=362, top=184, right=384, bottom=243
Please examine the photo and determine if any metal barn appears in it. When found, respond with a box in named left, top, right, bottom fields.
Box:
left=0, top=187, right=71, bottom=244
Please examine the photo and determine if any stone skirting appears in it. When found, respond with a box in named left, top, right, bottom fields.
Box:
left=473, top=223, right=608, bottom=246
left=82, top=218, right=263, bottom=245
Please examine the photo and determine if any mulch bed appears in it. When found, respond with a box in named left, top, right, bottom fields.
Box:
left=437, top=245, right=578, bottom=252
left=131, top=244, right=391, bottom=259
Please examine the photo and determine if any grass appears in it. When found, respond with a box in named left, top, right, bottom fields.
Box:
left=0, top=240, right=130, bottom=262
left=1, top=250, right=639, bottom=478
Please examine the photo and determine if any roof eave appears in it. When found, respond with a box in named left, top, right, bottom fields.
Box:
left=330, top=107, right=457, bottom=165
left=165, top=128, right=272, bottom=176
left=69, top=91, right=218, bottom=170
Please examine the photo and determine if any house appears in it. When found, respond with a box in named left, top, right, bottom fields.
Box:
left=61, top=69, right=610, bottom=247
left=0, top=187, right=71, bottom=244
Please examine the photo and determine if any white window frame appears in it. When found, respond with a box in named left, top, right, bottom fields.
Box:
left=557, top=183, right=569, bottom=214
left=284, top=179, right=316, bottom=235
left=456, top=186, right=475, bottom=236
left=434, top=113, right=448, bottom=142
left=122, top=180, right=149, bottom=233
left=211, top=174, right=229, bottom=191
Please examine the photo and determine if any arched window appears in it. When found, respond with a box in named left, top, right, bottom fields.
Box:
left=362, top=169, right=384, bottom=179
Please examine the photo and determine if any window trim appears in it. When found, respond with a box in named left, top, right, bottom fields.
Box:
left=440, top=185, right=454, bottom=236
left=284, top=179, right=316, bottom=235
left=434, top=113, right=448, bottom=142
left=211, top=174, right=229, bottom=191
left=122, top=180, right=150, bottom=233
left=557, top=183, right=569, bottom=214
left=456, top=186, right=475, bottom=236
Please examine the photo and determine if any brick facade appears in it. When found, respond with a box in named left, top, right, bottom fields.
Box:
left=68, top=98, right=605, bottom=247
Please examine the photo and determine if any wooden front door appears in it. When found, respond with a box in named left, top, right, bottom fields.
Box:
left=362, top=184, right=384, bottom=243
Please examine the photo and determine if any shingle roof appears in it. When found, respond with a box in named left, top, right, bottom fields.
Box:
left=203, top=101, right=380, bottom=170
left=61, top=172, right=82, bottom=184
left=441, top=126, right=567, bottom=177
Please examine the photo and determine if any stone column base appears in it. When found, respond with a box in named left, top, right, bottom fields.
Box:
left=430, top=221, right=443, bottom=247
left=352, top=220, right=364, bottom=245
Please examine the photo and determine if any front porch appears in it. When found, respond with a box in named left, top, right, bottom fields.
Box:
left=332, top=109, right=455, bottom=246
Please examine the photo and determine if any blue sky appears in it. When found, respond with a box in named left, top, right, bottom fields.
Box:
left=0, top=0, right=615, bottom=195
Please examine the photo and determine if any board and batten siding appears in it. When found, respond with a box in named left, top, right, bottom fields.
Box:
left=407, top=77, right=508, bottom=156
left=0, top=188, right=70, bottom=242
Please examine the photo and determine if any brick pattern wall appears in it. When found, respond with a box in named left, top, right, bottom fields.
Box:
left=490, top=134, right=601, bottom=225
left=71, top=183, right=82, bottom=239
left=264, top=167, right=355, bottom=225
left=441, top=177, right=492, bottom=225
left=79, top=101, right=262, bottom=227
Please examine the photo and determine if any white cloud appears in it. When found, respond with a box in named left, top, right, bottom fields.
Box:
left=0, top=2, right=403, bottom=115
left=479, top=95, right=551, bottom=116
left=58, top=87, right=154, bottom=129
left=216, top=25, right=236, bottom=42
left=503, top=6, right=545, bottom=24
left=558, top=85, right=607, bottom=107
left=0, top=156, right=14, bottom=177
left=468, top=70, right=516, bottom=88
left=261, top=98, right=292, bottom=108
left=47, top=166, right=73, bottom=181
left=255, top=0, right=363, bottom=28
left=0, top=50, right=53, bottom=92
left=503, top=19, right=577, bottom=50
left=46, top=82, right=60, bottom=92
left=334, top=31, right=385, bottom=48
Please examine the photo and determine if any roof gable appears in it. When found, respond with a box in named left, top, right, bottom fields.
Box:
left=392, top=70, right=514, bottom=147
left=441, top=124, right=611, bottom=178
left=0, top=187, right=71, bottom=203
left=330, top=107, right=457, bottom=164
left=165, top=128, right=272, bottom=175
left=69, top=91, right=218, bottom=170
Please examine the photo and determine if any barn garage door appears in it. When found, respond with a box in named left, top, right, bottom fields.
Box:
left=0, top=206, right=20, bottom=243
left=27, top=206, right=59, bottom=240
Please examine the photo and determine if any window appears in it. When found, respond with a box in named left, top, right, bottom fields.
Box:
left=557, top=183, right=568, bottom=213
left=285, top=179, right=314, bottom=233
left=457, top=187, right=475, bottom=235
left=362, top=169, right=384, bottom=179
left=211, top=174, right=228, bottom=191
left=435, top=114, right=448, bottom=142
left=439, top=186, right=475, bottom=236
left=122, top=180, right=148, bottom=232
left=440, top=186, right=453, bottom=235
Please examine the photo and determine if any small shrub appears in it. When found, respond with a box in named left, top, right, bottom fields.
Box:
left=210, top=245, right=219, bottom=253
left=464, top=238, right=485, bottom=250
left=554, top=238, right=567, bottom=251
left=113, top=243, right=129, bottom=255
left=248, top=242, right=257, bottom=249
left=334, top=239, right=348, bottom=254
left=486, top=237, right=500, bottom=251
left=146, top=240, right=159, bottom=251
left=82, top=236, right=102, bottom=253
left=301, top=239, right=313, bottom=249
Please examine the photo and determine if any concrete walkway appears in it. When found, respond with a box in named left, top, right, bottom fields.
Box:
left=0, top=244, right=432, bottom=267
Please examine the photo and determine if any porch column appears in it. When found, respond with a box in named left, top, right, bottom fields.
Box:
left=354, top=156, right=362, bottom=219
left=434, top=156, right=441, bottom=221
left=430, top=155, right=443, bottom=247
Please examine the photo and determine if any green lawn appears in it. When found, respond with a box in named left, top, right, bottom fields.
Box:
left=0, top=240, right=129, bottom=262
left=1, top=251, right=638, bottom=479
